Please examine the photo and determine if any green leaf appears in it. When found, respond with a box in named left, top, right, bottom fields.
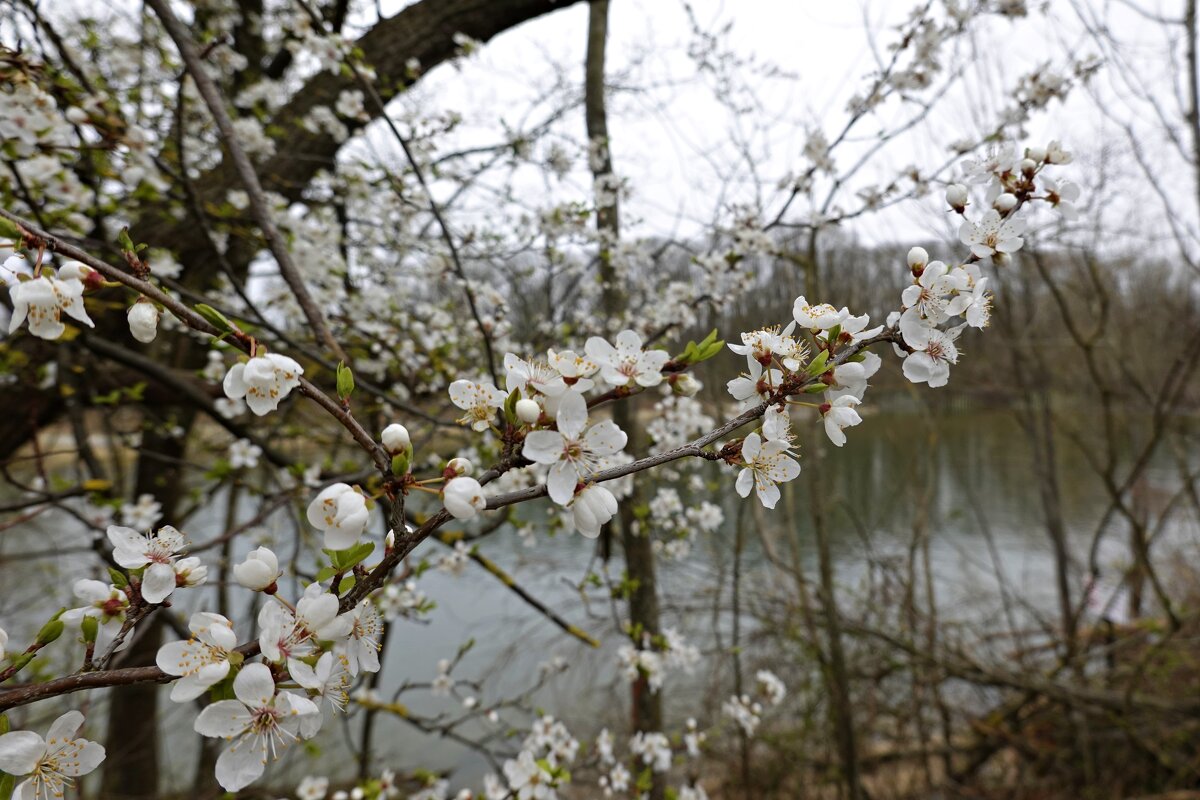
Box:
left=35, top=619, right=63, bottom=646
left=314, top=566, right=337, bottom=582
left=194, top=303, right=234, bottom=334
left=337, top=575, right=356, bottom=595
left=805, top=349, right=830, bottom=376
left=336, top=361, right=355, bottom=402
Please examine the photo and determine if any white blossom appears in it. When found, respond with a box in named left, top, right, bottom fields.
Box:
left=156, top=612, right=238, bottom=701
left=223, top=353, right=304, bottom=416
left=194, top=662, right=320, bottom=792
left=735, top=432, right=801, bottom=509
left=522, top=392, right=627, bottom=505
left=448, top=379, right=505, bottom=431
left=443, top=476, right=486, bottom=519
left=959, top=209, right=1025, bottom=258
left=821, top=396, right=862, bottom=448
left=0, top=711, right=105, bottom=800
left=8, top=274, right=94, bottom=340
left=585, top=330, right=669, bottom=388
left=233, top=547, right=281, bottom=591
left=306, top=483, right=369, bottom=549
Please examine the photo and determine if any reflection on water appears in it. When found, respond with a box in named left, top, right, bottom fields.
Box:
left=0, top=408, right=1194, bottom=790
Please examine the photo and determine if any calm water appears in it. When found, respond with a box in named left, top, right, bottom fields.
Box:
left=0, top=406, right=1194, bottom=792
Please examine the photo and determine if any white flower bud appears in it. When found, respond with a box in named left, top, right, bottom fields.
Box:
left=381, top=423, right=411, bottom=453
left=233, top=546, right=280, bottom=591
left=993, top=192, right=1018, bottom=212
left=446, top=457, right=473, bottom=476
left=65, top=107, right=89, bottom=125
left=1019, top=157, right=1037, bottom=174
left=127, top=301, right=159, bottom=343
left=515, top=398, right=541, bottom=424
left=385, top=529, right=395, bottom=549
left=906, top=246, right=928, bottom=269
left=443, top=477, right=486, bottom=520
left=945, top=183, right=968, bottom=210
left=671, top=373, right=701, bottom=397
left=1025, top=146, right=1047, bottom=163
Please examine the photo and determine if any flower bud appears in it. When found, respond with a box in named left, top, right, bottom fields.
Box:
left=446, top=457, right=473, bottom=476
left=443, top=477, right=486, bottom=520
left=945, top=183, right=968, bottom=211
left=65, top=107, right=89, bottom=125
left=127, top=301, right=159, bottom=344
left=993, top=192, right=1018, bottom=212
left=57, top=261, right=93, bottom=283
left=35, top=619, right=64, bottom=646
left=233, top=546, right=281, bottom=591
left=515, top=398, right=541, bottom=424
left=906, top=247, right=928, bottom=269
left=385, top=529, right=395, bottom=550
left=80, top=616, right=99, bottom=644
left=1025, top=146, right=1046, bottom=163
left=671, top=373, right=701, bottom=397
left=381, top=423, right=411, bottom=454
left=1019, top=157, right=1037, bottom=175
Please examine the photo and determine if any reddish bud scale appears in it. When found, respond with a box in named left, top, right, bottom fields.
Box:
left=563, top=375, right=579, bottom=386
left=263, top=581, right=278, bottom=596
left=102, top=598, right=125, bottom=616
left=755, top=379, right=770, bottom=395
left=911, top=264, right=924, bottom=278
left=755, top=353, right=773, bottom=366
left=82, top=270, right=105, bottom=292
left=442, top=466, right=458, bottom=480
left=818, top=403, right=832, bottom=415
left=821, top=372, right=835, bottom=385
left=838, top=331, right=852, bottom=344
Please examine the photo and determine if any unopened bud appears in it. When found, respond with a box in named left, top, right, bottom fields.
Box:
left=515, top=398, right=541, bottom=424
left=35, top=619, right=64, bottom=646
left=381, top=423, right=411, bottom=454
left=906, top=246, right=928, bottom=270
left=670, top=373, right=701, bottom=397
left=945, top=183, right=968, bottom=211
left=80, top=616, right=99, bottom=644
left=1025, top=146, right=1046, bottom=163
left=994, top=193, right=1018, bottom=212
left=385, top=529, right=396, bottom=550
left=446, top=457, right=473, bottom=477
left=1019, top=157, right=1037, bottom=175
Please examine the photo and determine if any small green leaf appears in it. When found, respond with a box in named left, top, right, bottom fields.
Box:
left=806, top=349, right=830, bottom=376
left=194, top=303, right=234, bottom=333
left=336, top=361, right=355, bottom=402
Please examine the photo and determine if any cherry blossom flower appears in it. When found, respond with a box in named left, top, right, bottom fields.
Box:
left=119, top=493, right=162, bottom=530
left=233, top=547, right=281, bottom=591
left=821, top=396, right=862, bottom=447
left=569, top=483, right=618, bottom=538
left=156, top=612, right=238, bottom=701
left=228, top=438, right=262, bottom=469
left=502, top=751, right=554, bottom=799
left=223, top=353, right=304, bottom=416
left=107, top=524, right=195, bottom=604
left=630, top=731, right=673, bottom=773
left=726, top=360, right=783, bottom=409
left=0, top=625, right=7, bottom=660
left=961, top=143, right=1017, bottom=183
left=337, top=599, right=383, bottom=675
left=290, top=650, right=352, bottom=712
left=735, top=432, right=801, bottom=509
left=505, top=354, right=568, bottom=397
left=828, top=352, right=882, bottom=402
left=547, top=349, right=598, bottom=391
left=297, top=776, right=329, bottom=800
left=1045, top=139, right=1072, bottom=164
left=126, top=301, right=159, bottom=343
left=959, top=209, right=1025, bottom=258
left=0, top=710, right=105, bottom=800
left=62, top=580, right=129, bottom=652
left=792, top=296, right=848, bottom=330
left=448, top=379, right=505, bottom=431
left=259, top=584, right=353, bottom=676
left=522, top=392, right=627, bottom=505
left=306, top=483, right=369, bottom=549
left=902, top=326, right=960, bottom=388
left=8, top=274, right=94, bottom=340
left=194, top=662, right=320, bottom=791
left=443, top=476, right=486, bottom=520
left=755, top=669, right=787, bottom=705
left=1043, top=176, right=1080, bottom=219
left=901, top=261, right=966, bottom=323
left=585, top=330, right=669, bottom=388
